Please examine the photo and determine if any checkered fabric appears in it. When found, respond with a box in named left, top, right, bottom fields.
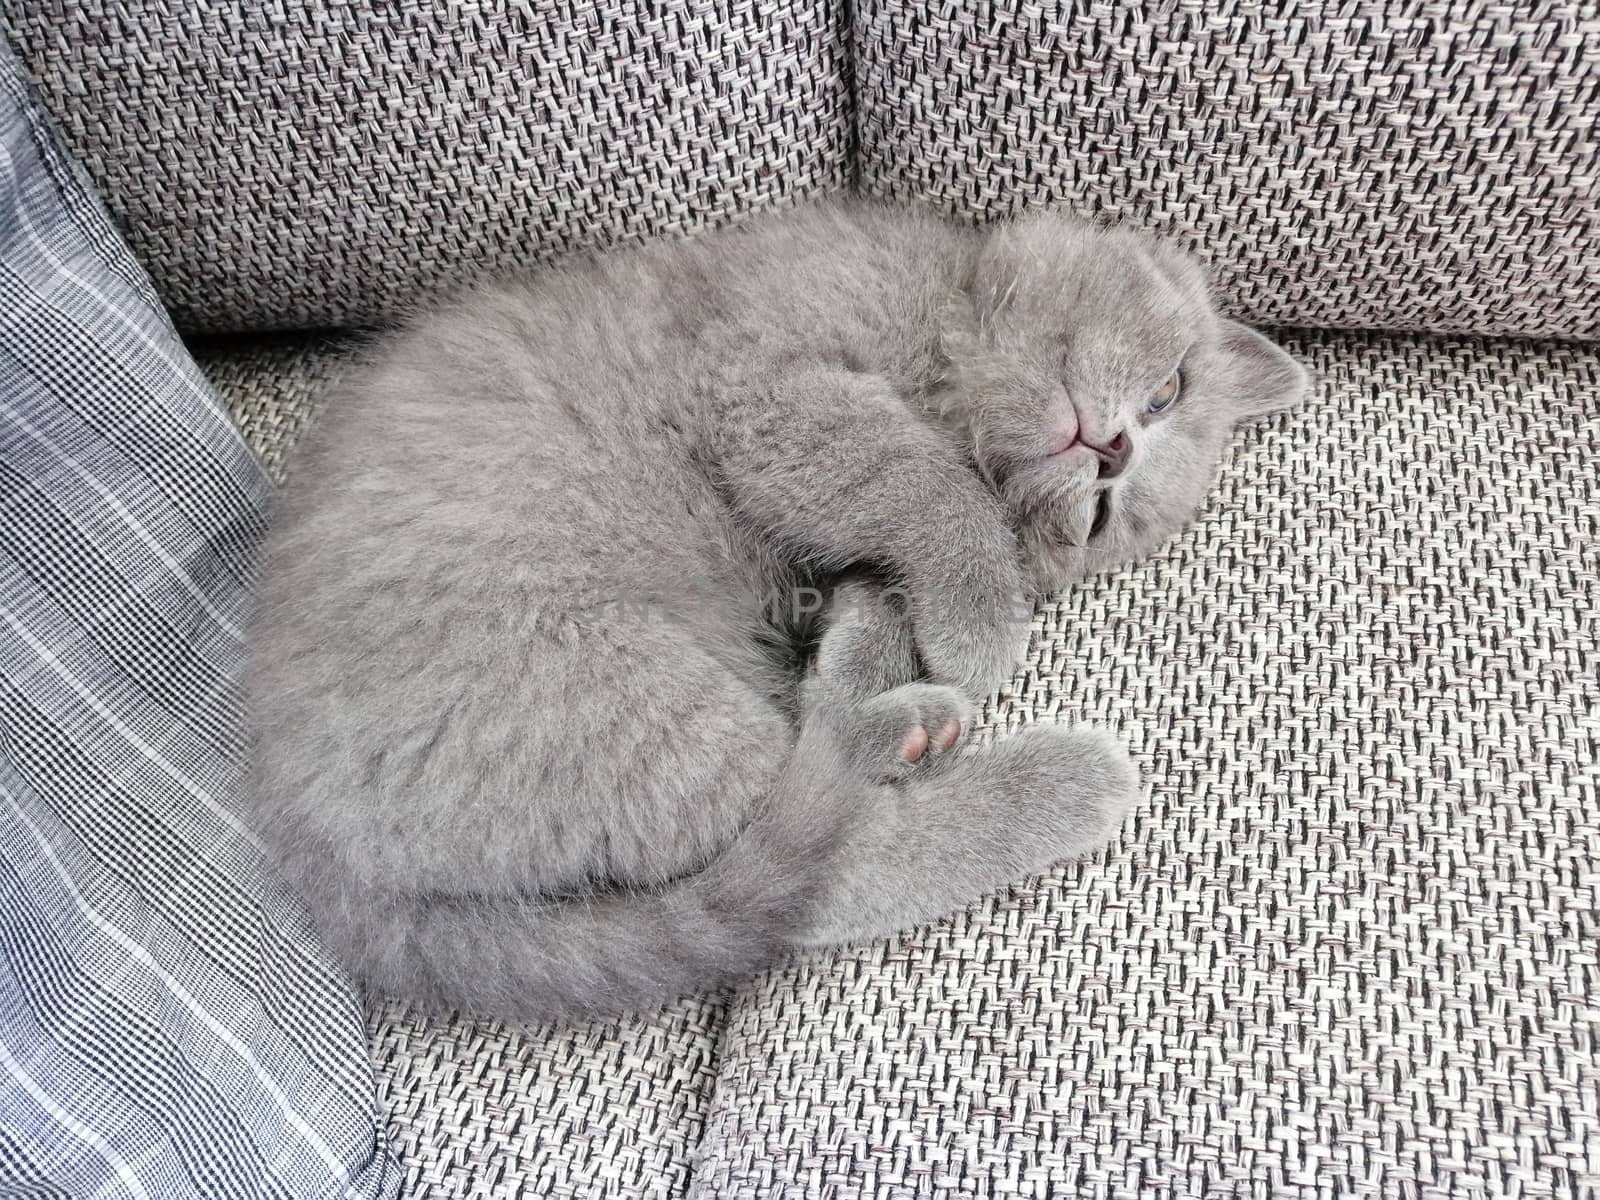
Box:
left=0, top=47, right=398, bottom=1200
left=203, top=325, right=1600, bottom=1198
left=853, top=1, right=1600, bottom=341
left=0, top=0, right=853, bottom=333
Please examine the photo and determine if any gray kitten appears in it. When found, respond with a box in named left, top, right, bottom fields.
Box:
left=246, top=198, right=1305, bottom=1021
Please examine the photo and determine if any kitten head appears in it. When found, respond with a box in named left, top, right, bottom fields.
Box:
left=940, top=211, right=1307, bottom=591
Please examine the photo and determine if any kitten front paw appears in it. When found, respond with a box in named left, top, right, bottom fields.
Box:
left=915, top=606, right=1029, bottom=704
left=909, top=557, right=1031, bottom=703
left=834, top=683, right=969, bottom=784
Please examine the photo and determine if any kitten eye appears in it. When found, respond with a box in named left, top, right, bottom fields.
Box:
left=1148, top=369, right=1182, bottom=413
left=1148, top=369, right=1182, bottom=415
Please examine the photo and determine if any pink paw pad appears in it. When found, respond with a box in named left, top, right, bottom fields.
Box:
left=899, top=719, right=961, bottom=764
left=899, top=725, right=931, bottom=764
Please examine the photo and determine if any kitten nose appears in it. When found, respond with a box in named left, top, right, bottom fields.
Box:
left=1089, top=431, right=1132, bottom=480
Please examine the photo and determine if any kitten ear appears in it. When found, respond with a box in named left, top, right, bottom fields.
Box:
left=1220, top=320, right=1308, bottom=418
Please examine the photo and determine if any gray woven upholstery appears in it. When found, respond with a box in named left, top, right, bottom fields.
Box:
left=193, top=335, right=354, bottom=481
left=855, top=1, right=1600, bottom=341
left=3, top=0, right=851, bottom=333
left=10, top=2, right=1596, bottom=340
left=366, top=998, right=725, bottom=1199
left=204, top=331, right=1600, bottom=1197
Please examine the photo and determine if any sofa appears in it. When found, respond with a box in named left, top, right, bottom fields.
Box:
left=4, top=1, right=1595, bottom=1196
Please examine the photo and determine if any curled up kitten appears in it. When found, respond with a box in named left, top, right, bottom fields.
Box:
left=246, top=199, right=1307, bottom=1021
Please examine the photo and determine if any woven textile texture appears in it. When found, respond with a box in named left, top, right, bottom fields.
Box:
left=206, top=327, right=1598, bottom=1197
left=1, top=0, right=852, bottom=334
left=200, top=341, right=730, bottom=1200
left=0, top=48, right=397, bottom=1200
left=855, top=1, right=1600, bottom=341
left=365, top=998, right=725, bottom=1200
left=689, top=330, right=1599, bottom=1199
left=193, top=334, right=357, bottom=483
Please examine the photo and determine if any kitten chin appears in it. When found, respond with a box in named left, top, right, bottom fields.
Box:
left=1015, top=499, right=1170, bottom=594
left=1018, top=532, right=1087, bottom=595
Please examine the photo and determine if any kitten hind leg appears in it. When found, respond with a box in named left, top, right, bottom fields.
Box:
left=798, top=723, right=1140, bottom=947
left=804, top=578, right=968, bottom=779
left=801, top=577, right=923, bottom=712
left=800, top=579, right=960, bottom=780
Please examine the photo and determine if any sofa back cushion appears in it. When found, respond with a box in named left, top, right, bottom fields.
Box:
left=1, top=0, right=852, bottom=333
left=855, top=1, right=1600, bottom=340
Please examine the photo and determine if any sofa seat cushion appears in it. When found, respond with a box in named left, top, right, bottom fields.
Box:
left=200, top=328, right=1598, bottom=1197
left=689, top=329, right=1600, bottom=1198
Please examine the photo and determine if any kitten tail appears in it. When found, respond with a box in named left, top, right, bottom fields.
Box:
left=299, top=721, right=853, bottom=1022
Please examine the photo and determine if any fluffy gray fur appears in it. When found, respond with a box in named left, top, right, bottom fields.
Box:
left=246, top=198, right=1307, bottom=1022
